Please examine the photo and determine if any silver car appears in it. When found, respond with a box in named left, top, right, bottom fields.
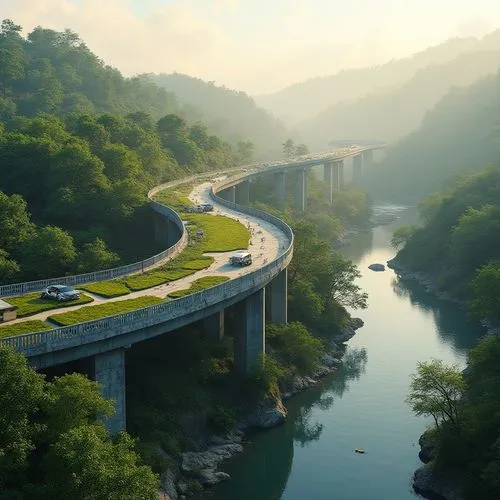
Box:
left=41, top=285, right=81, bottom=301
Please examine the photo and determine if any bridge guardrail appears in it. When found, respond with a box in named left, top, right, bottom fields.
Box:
left=0, top=170, right=293, bottom=356
left=0, top=184, right=189, bottom=299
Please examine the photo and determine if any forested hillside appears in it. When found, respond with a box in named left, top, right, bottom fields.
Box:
left=0, top=20, right=184, bottom=120
left=150, top=73, right=289, bottom=158
left=391, top=166, right=500, bottom=300
left=363, top=72, right=500, bottom=202
left=0, top=19, right=239, bottom=285
left=257, top=34, right=492, bottom=123
left=299, top=49, right=500, bottom=149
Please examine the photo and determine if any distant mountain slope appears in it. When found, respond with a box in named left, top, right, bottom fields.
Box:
left=256, top=35, right=484, bottom=123
left=149, top=73, right=289, bottom=158
left=362, top=71, right=500, bottom=202
left=299, top=48, right=500, bottom=149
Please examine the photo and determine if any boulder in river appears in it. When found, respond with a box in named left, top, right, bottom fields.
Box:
left=368, top=263, right=385, bottom=272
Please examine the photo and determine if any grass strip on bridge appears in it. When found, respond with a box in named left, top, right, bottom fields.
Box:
left=168, top=276, right=230, bottom=298
left=0, top=320, right=53, bottom=338
left=49, top=296, right=165, bottom=326
left=7, top=293, right=94, bottom=318
left=79, top=281, right=131, bottom=298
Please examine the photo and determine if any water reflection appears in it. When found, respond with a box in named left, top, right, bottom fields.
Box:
left=392, top=276, right=485, bottom=352
left=208, top=348, right=368, bottom=500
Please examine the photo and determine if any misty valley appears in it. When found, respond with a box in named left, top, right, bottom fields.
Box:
left=1, top=7, right=500, bottom=500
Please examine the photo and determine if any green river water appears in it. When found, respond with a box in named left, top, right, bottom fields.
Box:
left=206, top=205, right=485, bottom=500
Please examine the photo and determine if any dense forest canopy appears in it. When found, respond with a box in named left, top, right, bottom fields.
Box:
left=0, top=19, right=243, bottom=285
left=150, top=73, right=290, bottom=158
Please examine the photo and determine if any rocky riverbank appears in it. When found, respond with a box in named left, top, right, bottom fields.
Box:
left=386, top=258, right=465, bottom=306
left=412, top=431, right=464, bottom=500
left=159, top=317, right=364, bottom=499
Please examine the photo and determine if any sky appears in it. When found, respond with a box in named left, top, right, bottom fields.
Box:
left=2, top=0, right=500, bottom=94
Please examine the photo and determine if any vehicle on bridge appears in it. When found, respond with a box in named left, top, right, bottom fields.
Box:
left=229, top=252, right=252, bottom=266
left=41, top=285, right=81, bottom=301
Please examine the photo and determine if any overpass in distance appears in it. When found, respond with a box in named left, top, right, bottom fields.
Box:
left=0, top=145, right=383, bottom=434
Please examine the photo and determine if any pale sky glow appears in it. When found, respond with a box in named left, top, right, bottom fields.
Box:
left=1, top=0, right=500, bottom=93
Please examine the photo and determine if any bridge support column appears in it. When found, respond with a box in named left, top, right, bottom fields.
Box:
left=353, top=155, right=363, bottom=184
left=235, top=181, right=250, bottom=205
left=338, top=160, right=345, bottom=188
left=266, top=269, right=287, bottom=324
left=228, top=186, right=236, bottom=203
left=274, top=171, right=286, bottom=208
left=203, top=310, right=225, bottom=342
left=295, top=169, right=307, bottom=212
left=323, top=162, right=334, bottom=204
left=362, top=149, right=373, bottom=168
left=93, top=349, right=126, bottom=434
left=333, top=162, right=340, bottom=192
left=234, top=289, right=265, bottom=375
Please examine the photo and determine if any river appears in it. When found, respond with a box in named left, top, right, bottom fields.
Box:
left=206, top=205, right=485, bottom=500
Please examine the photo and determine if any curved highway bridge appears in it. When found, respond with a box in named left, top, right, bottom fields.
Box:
left=0, top=146, right=381, bottom=433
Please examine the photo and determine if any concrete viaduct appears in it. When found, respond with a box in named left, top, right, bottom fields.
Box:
left=0, top=146, right=381, bottom=434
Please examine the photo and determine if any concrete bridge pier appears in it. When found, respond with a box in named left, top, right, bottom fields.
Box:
left=333, top=162, right=340, bottom=192
left=228, top=186, right=236, bottom=203
left=362, top=149, right=374, bottom=168
left=203, top=310, right=225, bottom=342
left=295, top=169, right=307, bottom=212
left=274, top=171, right=286, bottom=208
left=235, top=180, right=250, bottom=205
left=93, top=349, right=126, bottom=434
left=266, top=269, right=288, bottom=324
left=353, top=155, right=363, bottom=184
left=153, top=212, right=170, bottom=247
left=323, top=162, right=334, bottom=204
left=234, top=288, right=265, bottom=375
left=338, top=161, right=345, bottom=188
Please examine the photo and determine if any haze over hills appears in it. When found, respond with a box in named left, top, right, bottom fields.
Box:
left=300, top=47, right=500, bottom=150
left=255, top=35, right=486, bottom=123
left=148, top=73, right=290, bottom=158
left=363, top=71, right=500, bottom=202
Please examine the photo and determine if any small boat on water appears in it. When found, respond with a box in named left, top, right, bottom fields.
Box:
left=354, top=448, right=366, bottom=454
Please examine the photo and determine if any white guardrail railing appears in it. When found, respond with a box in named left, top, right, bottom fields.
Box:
left=0, top=178, right=192, bottom=299
left=0, top=172, right=294, bottom=356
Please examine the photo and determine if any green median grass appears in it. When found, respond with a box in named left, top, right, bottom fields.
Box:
left=168, top=276, right=230, bottom=298
left=0, top=320, right=52, bottom=338
left=6, top=293, right=94, bottom=318
left=153, top=184, right=194, bottom=211
left=79, top=281, right=131, bottom=298
left=181, top=257, right=214, bottom=271
left=49, top=296, right=165, bottom=326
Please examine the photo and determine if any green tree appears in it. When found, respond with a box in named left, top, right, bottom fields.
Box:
left=470, top=260, right=500, bottom=324
left=266, top=322, right=325, bottom=375
left=295, top=143, right=309, bottom=156
left=22, top=225, right=77, bottom=278
left=236, top=140, right=254, bottom=163
left=406, top=359, right=466, bottom=429
left=0, top=345, right=45, bottom=493
left=0, top=191, right=35, bottom=253
left=0, top=248, right=20, bottom=283
left=42, top=374, right=114, bottom=442
left=282, top=138, right=295, bottom=158
left=391, top=224, right=418, bottom=249
left=42, top=426, right=159, bottom=500
left=75, top=237, right=120, bottom=273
